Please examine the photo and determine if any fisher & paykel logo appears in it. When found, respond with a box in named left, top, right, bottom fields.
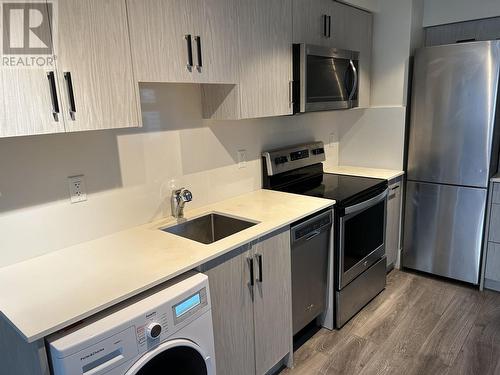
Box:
left=1, top=0, right=56, bottom=68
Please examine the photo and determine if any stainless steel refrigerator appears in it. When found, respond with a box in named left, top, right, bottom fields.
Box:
left=404, top=41, right=500, bottom=284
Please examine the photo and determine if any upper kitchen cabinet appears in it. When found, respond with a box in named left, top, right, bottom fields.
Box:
left=292, top=0, right=336, bottom=46
left=55, top=0, right=140, bottom=132
left=0, top=0, right=139, bottom=138
left=331, top=2, right=373, bottom=107
left=237, top=0, right=293, bottom=118
left=127, top=0, right=238, bottom=84
left=202, top=0, right=293, bottom=119
left=0, top=3, right=65, bottom=137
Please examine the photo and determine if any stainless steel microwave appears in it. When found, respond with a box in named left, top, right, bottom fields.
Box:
left=293, top=43, right=359, bottom=113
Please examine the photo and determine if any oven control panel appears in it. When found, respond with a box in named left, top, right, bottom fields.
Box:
left=263, top=141, right=326, bottom=176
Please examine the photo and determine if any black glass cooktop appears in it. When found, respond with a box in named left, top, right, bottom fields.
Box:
left=276, top=173, right=387, bottom=207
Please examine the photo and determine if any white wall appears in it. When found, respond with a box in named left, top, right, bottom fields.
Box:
left=423, top=0, right=500, bottom=27
left=370, top=0, right=423, bottom=106
left=0, top=83, right=349, bottom=267
left=338, top=107, right=406, bottom=169
left=370, top=0, right=413, bottom=106
left=339, top=0, right=423, bottom=170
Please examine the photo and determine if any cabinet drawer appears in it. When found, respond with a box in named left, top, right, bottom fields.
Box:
left=489, top=204, right=500, bottom=243
left=492, top=183, right=500, bottom=204
left=486, top=242, right=500, bottom=282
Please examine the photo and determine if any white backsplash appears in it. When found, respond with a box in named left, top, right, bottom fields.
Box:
left=0, top=83, right=406, bottom=267
left=0, top=84, right=337, bottom=266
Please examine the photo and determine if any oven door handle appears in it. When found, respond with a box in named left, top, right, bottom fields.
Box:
left=344, top=189, right=388, bottom=216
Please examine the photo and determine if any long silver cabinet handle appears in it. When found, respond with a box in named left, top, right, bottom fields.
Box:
left=47, top=71, right=60, bottom=122
left=185, top=34, right=193, bottom=71
left=248, top=257, right=255, bottom=287
left=64, top=72, right=77, bottom=121
left=195, top=36, right=202, bottom=71
left=256, top=254, right=263, bottom=283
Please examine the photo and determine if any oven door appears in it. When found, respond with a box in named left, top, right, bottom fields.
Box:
left=338, top=189, right=388, bottom=289
left=297, top=44, right=359, bottom=113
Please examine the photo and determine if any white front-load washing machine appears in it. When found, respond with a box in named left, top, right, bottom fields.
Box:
left=47, top=272, right=216, bottom=375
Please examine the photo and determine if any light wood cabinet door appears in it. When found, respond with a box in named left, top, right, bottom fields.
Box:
left=331, top=2, right=372, bottom=107
left=0, top=3, right=64, bottom=137
left=237, top=0, right=293, bottom=118
left=200, top=245, right=256, bottom=375
left=292, top=0, right=335, bottom=46
left=0, top=68, right=66, bottom=137
left=195, top=0, right=239, bottom=84
left=386, top=180, right=402, bottom=269
left=127, top=0, right=199, bottom=83
left=253, top=229, right=293, bottom=375
left=56, top=0, right=139, bottom=131
left=127, top=0, right=237, bottom=84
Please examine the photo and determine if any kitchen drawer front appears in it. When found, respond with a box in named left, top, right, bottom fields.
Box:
left=492, top=183, right=500, bottom=204
left=486, top=242, right=500, bottom=283
left=489, top=204, right=500, bottom=243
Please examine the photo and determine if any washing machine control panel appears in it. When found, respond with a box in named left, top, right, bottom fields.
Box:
left=136, top=286, right=209, bottom=350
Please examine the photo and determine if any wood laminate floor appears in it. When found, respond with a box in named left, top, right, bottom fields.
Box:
left=280, top=269, right=500, bottom=375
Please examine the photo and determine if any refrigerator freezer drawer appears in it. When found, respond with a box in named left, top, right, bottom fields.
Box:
left=403, top=181, right=487, bottom=284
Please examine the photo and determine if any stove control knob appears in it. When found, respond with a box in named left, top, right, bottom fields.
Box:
left=147, top=323, right=162, bottom=339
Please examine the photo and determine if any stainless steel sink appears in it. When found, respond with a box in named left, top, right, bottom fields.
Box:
left=161, top=213, right=257, bottom=244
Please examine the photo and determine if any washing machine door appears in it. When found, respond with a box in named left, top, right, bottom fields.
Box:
left=125, top=339, right=213, bottom=375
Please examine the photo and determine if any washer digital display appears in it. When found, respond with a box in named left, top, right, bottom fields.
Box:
left=174, top=293, right=201, bottom=318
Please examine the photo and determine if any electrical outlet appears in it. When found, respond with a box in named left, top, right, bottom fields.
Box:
left=68, top=175, right=87, bottom=203
left=237, top=150, right=247, bottom=169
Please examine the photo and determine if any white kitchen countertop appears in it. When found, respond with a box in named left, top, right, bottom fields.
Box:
left=324, top=165, right=405, bottom=181
left=0, top=189, right=334, bottom=343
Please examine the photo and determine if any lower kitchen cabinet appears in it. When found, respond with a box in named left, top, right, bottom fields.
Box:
left=199, top=244, right=256, bottom=375
left=0, top=318, right=49, bottom=375
left=199, top=228, right=292, bottom=375
left=252, top=231, right=293, bottom=375
left=482, top=181, right=500, bottom=291
left=386, top=176, right=403, bottom=270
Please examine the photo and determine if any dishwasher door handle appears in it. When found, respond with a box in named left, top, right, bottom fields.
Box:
left=305, top=229, right=322, bottom=241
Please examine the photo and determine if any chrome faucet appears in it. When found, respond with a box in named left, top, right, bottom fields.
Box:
left=171, top=188, right=193, bottom=218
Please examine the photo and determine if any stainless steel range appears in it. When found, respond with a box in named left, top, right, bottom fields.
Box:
left=262, top=142, right=388, bottom=328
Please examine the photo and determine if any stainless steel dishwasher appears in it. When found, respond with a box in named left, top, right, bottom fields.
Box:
left=291, top=209, right=332, bottom=335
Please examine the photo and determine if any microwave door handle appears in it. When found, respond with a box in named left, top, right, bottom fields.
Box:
left=348, top=59, right=358, bottom=101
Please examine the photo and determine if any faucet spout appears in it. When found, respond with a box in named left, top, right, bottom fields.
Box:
left=171, top=188, right=193, bottom=218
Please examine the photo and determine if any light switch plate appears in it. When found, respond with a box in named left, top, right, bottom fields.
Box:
left=68, top=175, right=87, bottom=203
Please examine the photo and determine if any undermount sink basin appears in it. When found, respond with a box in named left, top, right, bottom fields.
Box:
left=161, top=213, right=258, bottom=244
